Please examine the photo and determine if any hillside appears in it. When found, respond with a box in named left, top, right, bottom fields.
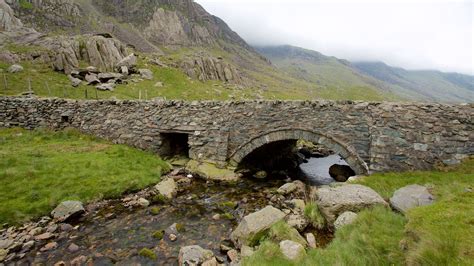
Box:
left=1, top=1, right=472, bottom=102
left=353, top=62, right=474, bottom=102
left=257, top=45, right=474, bottom=103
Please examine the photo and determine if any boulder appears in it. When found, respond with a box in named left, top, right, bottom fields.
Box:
left=178, top=245, right=214, bottom=266
left=68, top=75, right=82, bottom=87
left=334, top=211, right=358, bottom=230
left=98, top=72, right=123, bottom=82
left=139, top=69, right=153, bottom=80
left=120, top=66, right=129, bottom=75
left=329, top=164, right=355, bottom=182
left=312, top=184, right=387, bottom=225
left=389, top=184, right=435, bottom=214
left=230, top=205, right=286, bottom=247
left=7, top=64, right=23, bottom=73
left=286, top=214, right=309, bottom=232
left=155, top=178, right=178, bottom=199
left=96, top=83, right=115, bottom=91
left=51, top=201, right=85, bottom=222
left=117, top=53, right=137, bottom=68
left=277, top=180, right=306, bottom=195
left=279, top=240, right=305, bottom=261
left=85, top=73, right=100, bottom=85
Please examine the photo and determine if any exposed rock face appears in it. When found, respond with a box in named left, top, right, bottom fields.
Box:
left=312, top=184, right=387, bottom=225
left=389, top=184, right=435, bottom=214
left=178, top=245, right=214, bottom=266
left=334, top=211, right=358, bottom=230
left=51, top=201, right=85, bottom=222
left=0, top=0, right=23, bottom=31
left=180, top=55, right=243, bottom=84
left=279, top=240, right=306, bottom=261
left=230, top=205, right=286, bottom=247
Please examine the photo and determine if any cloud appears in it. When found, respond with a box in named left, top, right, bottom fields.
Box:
left=196, top=0, right=473, bottom=75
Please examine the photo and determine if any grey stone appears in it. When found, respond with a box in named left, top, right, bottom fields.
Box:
left=154, top=178, right=178, bottom=199
left=7, top=64, right=23, bottom=73
left=334, top=211, right=358, bottom=229
left=0, top=248, right=6, bottom=261
left=40, top=242, right=57, bottom=252
left=0, top=240, right=12, bottom=250
left=286, top=214, right=309, bottom=232
left=279, top=240, right=305, bottom=261
left=389, top=184, right=435, bottom=214
left=305, top=233, right=316, bottom=248
left=230, top=205, right=286, bottom=247
left=117, top=54, right=137, bottom=68
left=51, top=201, right=85, bottom=222
left=68, top=243, right=80, bottom=253
left=68, top=75, right=82, bottom=87
left=277, top=180, right=305, bottom=195
left=96, top=83, right=115, bottom=91
left=240, top=245, right=254, bottom=257
left=313, top=184, right=387, bottom=225
left=139, top=69, right=154, bottom=80
left=21, top=241, right=35, bottom=251
left=137, top=198, right=150, bottom=207
left=178, top=245, right=214, bottom=266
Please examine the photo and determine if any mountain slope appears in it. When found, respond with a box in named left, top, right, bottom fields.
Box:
left=353, top=62, right=474, bottom=102
left=258, top=45, right=474, bottom=103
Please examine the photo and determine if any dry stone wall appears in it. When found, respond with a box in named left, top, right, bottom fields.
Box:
left=0, top=97, right=472, bottom=173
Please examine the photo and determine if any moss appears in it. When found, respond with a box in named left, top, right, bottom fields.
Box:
left=304, top=202, right=326, bottom=230
left=19, top=0, right=34, bottom=10
left=219, top=201, right=238, bottom=209
left=149, top=207, right=161, bottom=215
left=151, top=194, right=168, bottom=204
left=175, top=223, right=185, bottom=232
left=185, top=160, right=238, bottom=182
left=221, top=212, right=234, bottom=220
left=266, top=221, right=307, bottom=247
left=138, top=248, right=157, bottom=260
left=152, top=230, right=164, bottom=240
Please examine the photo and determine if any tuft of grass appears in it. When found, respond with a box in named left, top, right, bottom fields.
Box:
left=265, top=221, right=307, bottom=247
left=0, top=128, right=170, bottom=225
left=304, top=202, right=326, bottom=230
left=243, top=241, right=293, bottom=266
left=138, top=248, right=157, bottom=260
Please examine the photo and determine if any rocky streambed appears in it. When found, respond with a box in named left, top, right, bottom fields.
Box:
left=0, top=157, right=435, bottom=265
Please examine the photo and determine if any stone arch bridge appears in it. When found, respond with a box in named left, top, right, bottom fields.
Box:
left=0, top=97, right=472, bottom=174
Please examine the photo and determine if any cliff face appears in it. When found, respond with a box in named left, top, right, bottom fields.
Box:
left=7, top=0, right=250, bottom=51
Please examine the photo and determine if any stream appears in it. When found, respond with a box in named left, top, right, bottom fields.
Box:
left=10, top=155, right=347, bottom=265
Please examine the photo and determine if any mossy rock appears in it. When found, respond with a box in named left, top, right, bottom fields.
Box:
left=138, top=248, right=157, bottom=260
left=175, top=223, right=185, bottom=232
left=219, top=201, right=238, bottom=209
left=221, top=212, right=234, bottom=220
left=186, top=160, right=239, bottom=182
left=152, top=230, right=164, bottom=240
left=151, top=194, right=169, bottom=204
left=149, top=207, right=161, bottom=215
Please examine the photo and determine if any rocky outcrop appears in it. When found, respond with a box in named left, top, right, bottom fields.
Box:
left=0, top=0, right=23, bottom=31
left=312, top=184, right=387, bottom=225
left=180, top=55, right=243, bottom=84
left=230, top=205, right=286, bottom=247
left=35, top=34, right=128, bottom=74
left=389, top=184, right=435, bottom=214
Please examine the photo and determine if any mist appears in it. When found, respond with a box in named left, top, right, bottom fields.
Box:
left=196, top=0, right=473, bottom=75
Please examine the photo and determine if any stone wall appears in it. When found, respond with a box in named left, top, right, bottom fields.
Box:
left=0, top=97, right=472, bottom=173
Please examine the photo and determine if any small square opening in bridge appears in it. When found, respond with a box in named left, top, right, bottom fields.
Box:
left=159, top=132, right=190, bottom=158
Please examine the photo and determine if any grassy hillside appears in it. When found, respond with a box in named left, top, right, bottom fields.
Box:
left=0, top=128, right=170, bottom=225
left=244, top=158, right=474, bottom=265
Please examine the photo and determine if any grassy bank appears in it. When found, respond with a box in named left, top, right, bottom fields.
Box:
left=0, top=128, right=170, bottom=225
left=244, top=159, right=474, bottom=265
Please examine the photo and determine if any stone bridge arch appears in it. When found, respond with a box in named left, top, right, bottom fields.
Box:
left=228, top=128, right=369, bottom=175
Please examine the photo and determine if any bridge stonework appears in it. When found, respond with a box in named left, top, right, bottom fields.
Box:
left=1, top=97, right=472, bottom=173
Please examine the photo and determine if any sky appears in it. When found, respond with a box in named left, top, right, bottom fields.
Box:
left=196, top=0, right=473, bottom=75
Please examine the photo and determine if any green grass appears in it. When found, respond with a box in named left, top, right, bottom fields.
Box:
left=244, top=159, right=474, bottom=265
left=0, top=128, right=170, bottom=225
left=303, top=202, right=326, bottom=230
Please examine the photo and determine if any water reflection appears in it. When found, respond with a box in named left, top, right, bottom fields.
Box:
left=299, top=154, right=349, bottom=185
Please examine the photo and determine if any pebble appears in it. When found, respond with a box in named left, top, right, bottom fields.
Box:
left=169, top=234, right=177, bottom=242
left=212, top=214, right=220, bottom=220
left=71, top=255, right=88, bottom=265
left=35, top=232, right=54, bottom=241
left=59, top=223, right=73, bottom=232
left=68, top=243, right=80, bottom=253
left=22, top=241, right=35, bottom=251
left=227, top=249, right=239, bottom=262
left=40, top=242, right=58, bottom=252
left=306, top=233, right=317, bottom=248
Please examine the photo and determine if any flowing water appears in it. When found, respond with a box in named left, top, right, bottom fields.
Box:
left=19, top=179, right=287, bottom=265
left=299, top=154, right=350, bottom=185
